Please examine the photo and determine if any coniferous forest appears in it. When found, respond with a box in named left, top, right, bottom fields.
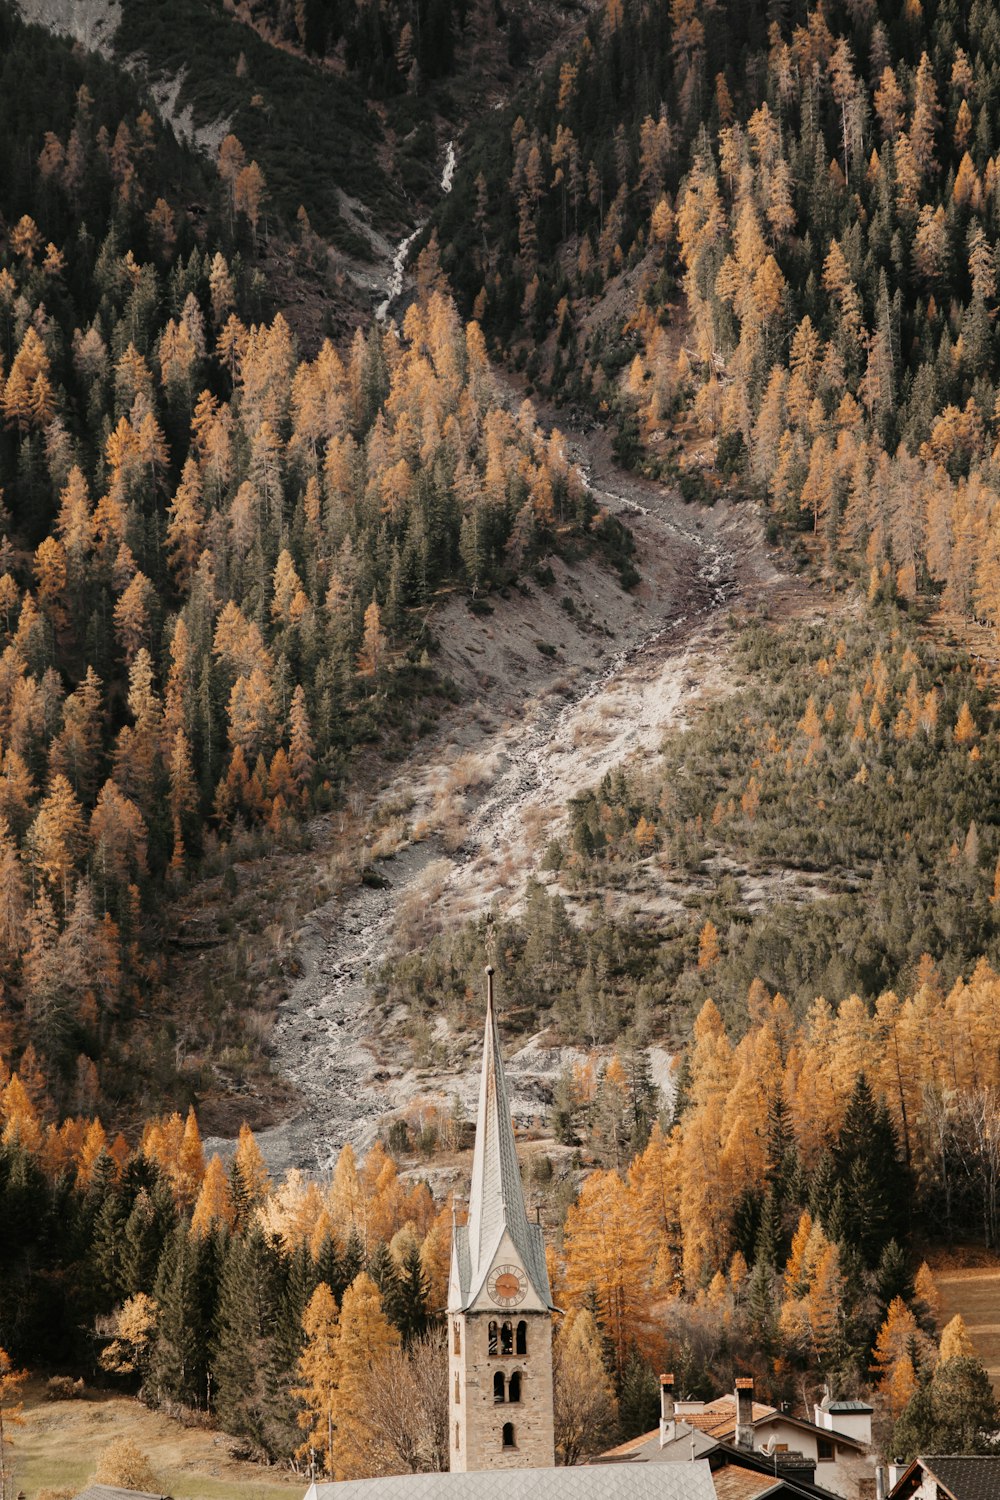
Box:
left=5, top=0, right=1000, bottom=1487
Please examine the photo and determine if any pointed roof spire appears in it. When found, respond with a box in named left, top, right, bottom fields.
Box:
left=455, top=965, right=552, bottom=1310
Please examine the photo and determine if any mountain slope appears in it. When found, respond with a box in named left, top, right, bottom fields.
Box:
left=435, top=0, right=1000, bottom=630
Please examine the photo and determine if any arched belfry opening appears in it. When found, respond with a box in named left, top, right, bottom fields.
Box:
left=447, top=963, right=557, bottom=1471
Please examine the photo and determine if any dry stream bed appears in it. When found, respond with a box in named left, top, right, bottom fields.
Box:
left=207, top=423, right=817, bottom=1174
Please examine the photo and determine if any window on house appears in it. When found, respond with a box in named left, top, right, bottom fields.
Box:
left=494, top=1371, right=506, bottom=1403
left=501, top=1321, right=514, bottom=1355
left=453, top=1320, right=461, bottom=1356
left=817, top=1439, right=835, bottom=1462
left=502, top=1422, right=516, bottom=1449
left=508, top=1371, right=522, bottom=1403
left=516, top=1320, right=527, bottom=1355
left=488, top=1321, right=498, bottom=1356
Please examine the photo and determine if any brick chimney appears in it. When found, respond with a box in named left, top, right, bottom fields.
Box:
left=735, top=1377, right=755, bottom=1451
left=659, top=1374, right=676, bottom=1446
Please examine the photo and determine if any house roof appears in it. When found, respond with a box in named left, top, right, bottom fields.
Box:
left=600, top=1431, right=668, bottom=1459
left=706, top=1445, right=843, bottom=1500
left=674, top=1396, right=866, bottom=1452
left=595, top=1424, right=719, bottom=1465
left=685, top=1398, right=776, bottom=1437
left=74, top=1488, right=169, bottom=1500
left=823, top=1401, right=873, bottom=1414
left=889, top=1456, right=1000, bottom=1500
left=451, top=971, right=552, bottom=1311
left=597, top=1427, right=843, bottom=1500
left=760, top=1411, right=867, bottom=1452
left=305, top=1463, right=717, bottom=1500
left=712, top=1470, right=784, bottom=1500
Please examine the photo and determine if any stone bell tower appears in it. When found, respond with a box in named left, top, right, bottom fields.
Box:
left=447, top=967, right=556, bottom=1472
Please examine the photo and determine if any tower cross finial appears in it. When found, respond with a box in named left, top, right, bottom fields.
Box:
left=484, top=909, right=497, bottom=971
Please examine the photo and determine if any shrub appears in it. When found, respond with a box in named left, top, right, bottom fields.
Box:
left=94, top=1439, right=159, bottom=1493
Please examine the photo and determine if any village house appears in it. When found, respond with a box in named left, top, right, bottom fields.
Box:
left=598, top=1376, right=874, bottom=1500
left=885, top=1455, right=1000, bottom=1500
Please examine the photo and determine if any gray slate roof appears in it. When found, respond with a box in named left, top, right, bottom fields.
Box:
left=917, top=1456, right=1000, bottom=1500
left=454, top=975, right=552, bottom=1310
left=822, top=1401, right=872, bottom=1414
left=74, top=1487, right=169, bottom=1500
left=305, top=1462, right=717, bottom=1500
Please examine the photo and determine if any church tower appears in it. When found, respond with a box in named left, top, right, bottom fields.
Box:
left=448, top=967, right=556, bottom=1472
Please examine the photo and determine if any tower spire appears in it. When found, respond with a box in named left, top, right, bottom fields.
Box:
left=448, top=961, right=557, bottom=1472
left=455, top=964, right=552, bottom=1310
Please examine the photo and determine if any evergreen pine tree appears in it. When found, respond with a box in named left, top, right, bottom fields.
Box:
left=212, top=1227, right=286, bottom=1457
left=385, top=1242, right=429, bottom=1345
left=313, top=1233, right=346, bottom=1303
left=91, top=1186, right=129, bottom=1305
left=834, top=1074, right=908, bottom=1265
left=265, top=1240, right=315, bottom=1460
left=875, top=1238, right=913, bottom=1312
left=617, top=1350, right=659, bottom=1440
left=747, top=1256, right=777, bottom=1355
left=367, top=1241, right=398, bottom=1302
left=341, top=1227, right=364, bottom=1289
left=151, top=1224, right=202, bottom=1407
left=120, top=1184, right=176, bottom=1298
left=809, top=1148, right=838, bottom=1229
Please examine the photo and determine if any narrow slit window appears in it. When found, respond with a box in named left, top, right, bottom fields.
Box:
left=516, top=1320, right=527, bottom=1355
left=488, top=1320, right=498, bottom=1356
left=494, top=1371, right=506, bottom=1403
left=453, top=1320, right=461, bottom=1356
left=508, top=1371, right=522, bottom=1403
left=501, top=1320, right=514, bottom=1355
left=502, top=1422, right=515, bottom=1449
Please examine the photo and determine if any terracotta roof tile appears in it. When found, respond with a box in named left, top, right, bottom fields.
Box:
left=711, top=1469, right=780, bottom=1500
left=601, top=1430, right=659, bottom=1457
left=687, top=1400, right=775, bottom=1437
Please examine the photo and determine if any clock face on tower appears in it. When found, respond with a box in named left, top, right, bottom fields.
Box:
left=487, top=1264, right=528, bottom=1307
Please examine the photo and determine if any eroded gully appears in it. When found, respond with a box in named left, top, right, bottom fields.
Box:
left=202, top=414, right=793, bottom=1175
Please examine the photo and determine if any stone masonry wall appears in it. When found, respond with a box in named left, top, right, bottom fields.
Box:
left=449, top=1310, right=554, bottom=1471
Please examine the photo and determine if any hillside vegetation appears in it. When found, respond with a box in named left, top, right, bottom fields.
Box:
left=438, top=0, right=1000, bottom=628
left=0, top=2, right=613, bottom=1123
left=6, top=0, right=1000, bottom=1485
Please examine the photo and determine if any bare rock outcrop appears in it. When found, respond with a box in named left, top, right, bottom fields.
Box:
left=17, top=0, right=120, bottom=54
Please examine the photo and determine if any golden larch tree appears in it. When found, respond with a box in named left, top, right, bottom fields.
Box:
left=191, top=1153, right=235, bottom=1237
left=331, top=1272, right=400, bottom=1480
left=295, top=1281, right=340, bottom=1476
